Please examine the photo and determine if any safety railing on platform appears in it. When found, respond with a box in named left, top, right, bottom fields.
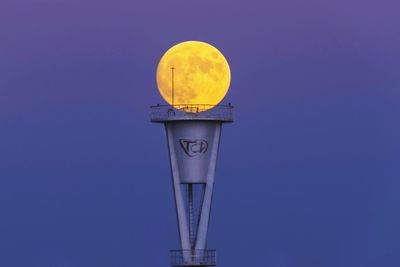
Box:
left=170, top=249, right=216, bottom=266
left=150, top=104, right=233, bottom=122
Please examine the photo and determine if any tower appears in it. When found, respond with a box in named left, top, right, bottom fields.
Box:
left=150, top=104, right=233, bottom=267
left=151, top=40, right=233, bottom=267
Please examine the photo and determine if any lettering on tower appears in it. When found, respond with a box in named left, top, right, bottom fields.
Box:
left=179, top=139, right=208, bottom=157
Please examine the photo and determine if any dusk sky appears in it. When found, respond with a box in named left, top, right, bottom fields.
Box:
left=1, top=0, right=399, bottom=266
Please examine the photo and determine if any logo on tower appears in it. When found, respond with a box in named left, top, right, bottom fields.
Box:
left=179, top=139, right=208, bottom=157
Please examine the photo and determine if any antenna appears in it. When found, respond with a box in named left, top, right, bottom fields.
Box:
left=171, top=66, right=175, bottom=107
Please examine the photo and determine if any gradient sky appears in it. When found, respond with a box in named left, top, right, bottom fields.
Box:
left=1, top=0, right=399, bottom=266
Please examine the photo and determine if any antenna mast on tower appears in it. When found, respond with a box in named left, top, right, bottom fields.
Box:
left=171, top=66, right=175, bottom=107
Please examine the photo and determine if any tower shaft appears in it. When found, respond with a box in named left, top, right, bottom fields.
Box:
left=150, top=104, right=233, bottom=267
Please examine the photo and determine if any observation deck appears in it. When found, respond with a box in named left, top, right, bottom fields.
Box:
left=150, top=104, right=234, bottom=123
left=170, top=249, right=216, bottom=266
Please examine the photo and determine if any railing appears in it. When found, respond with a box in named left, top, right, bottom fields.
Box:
left=150, top=104, right=234, bottom=122
left=165, top=104, right=216, bottom=113
left=170, top=249, right=216, bottom=266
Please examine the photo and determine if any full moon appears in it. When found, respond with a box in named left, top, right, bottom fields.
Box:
left=156, top=41, right=231, bottom=111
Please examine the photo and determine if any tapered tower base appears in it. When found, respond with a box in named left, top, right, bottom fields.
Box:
left=151, top=104, right=233, bottom=267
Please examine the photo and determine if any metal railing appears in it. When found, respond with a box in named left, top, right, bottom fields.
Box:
left=165, top=104, right=216, bottom=113
left=150, top=104, right=233, bottom=122
left=170, top=249, right=216, bottom=266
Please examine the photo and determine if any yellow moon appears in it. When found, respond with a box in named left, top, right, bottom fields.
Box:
left=156, top=41, right=231, bottom=111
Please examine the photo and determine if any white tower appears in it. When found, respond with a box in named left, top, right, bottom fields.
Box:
left=150, top=104, right=233, bottom=267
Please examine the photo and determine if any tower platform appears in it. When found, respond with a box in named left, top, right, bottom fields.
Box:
left=150, top=104, right=233, bottom=122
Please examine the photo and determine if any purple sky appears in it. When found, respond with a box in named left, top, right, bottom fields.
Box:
left=1, top=0, right=399, bottom=266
